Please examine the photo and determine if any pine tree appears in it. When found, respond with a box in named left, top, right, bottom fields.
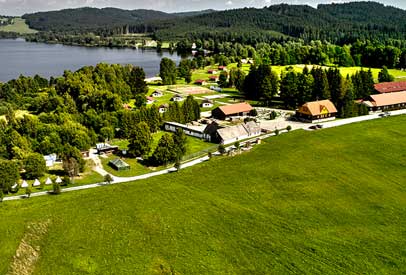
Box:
left=130, top=66, right=148, bottom=98
left=128, top=122, right=152, bottom=157
left=378, top=66, right=395, bottom=82
left=150, top=134, right=177, bottom=166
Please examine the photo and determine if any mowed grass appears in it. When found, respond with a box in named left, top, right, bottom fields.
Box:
left=225, top=63, right=406, bottom=82
left=1, top=116, right=406, bottom=274
left=0, top=18, right=37, bottom=34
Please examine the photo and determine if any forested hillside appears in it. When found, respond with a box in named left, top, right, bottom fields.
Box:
left=152, top=2, right=406, bottom=43
left=22, top=2, right=406, bottom=44
left=22, top=7, right=176, bottom=32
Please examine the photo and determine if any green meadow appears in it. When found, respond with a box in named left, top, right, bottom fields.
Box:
left=1, top=116, right=405, bottom=274
left=0, top=18, right=37, bottom=34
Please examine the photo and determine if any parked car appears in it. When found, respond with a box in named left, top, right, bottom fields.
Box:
left=309, top=125, right=318, bottom=130
left=316, top=124, right=323, bottom=129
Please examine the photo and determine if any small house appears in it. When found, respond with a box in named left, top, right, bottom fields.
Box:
left=146, top=96, right=155, bottom=105
left=171, top=94, right=184, bottom=102
left=208, top=75, right=219, bottom=82
left=208, top=69, right=217, bottom=74
left=212, top=102, right=253, bottom=120
left=152, top=90, right=163, bottom=97
left=44, top=154, right=57, bottom=167
left=296, top=100, right=337, bottom=122
left=218, top=66, right=227, bottom=71
left=194, top=79, right=207, bottom=86
left=81, top=150, right=90, bottom=158
left=201, top=99, right=214, bottom=108
left=159, top=103, right=169, bottom=113
left=123, top=103, right=132, bottom=110
left=96, top=143, right=119, bottom=155
left=109, top=158, right=130, bottom=171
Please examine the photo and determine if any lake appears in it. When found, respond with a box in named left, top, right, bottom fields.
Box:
left=0, top=39, right=183, bottom=82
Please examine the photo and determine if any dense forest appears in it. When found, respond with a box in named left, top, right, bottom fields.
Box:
left=22, top=2, right=406, bottom=44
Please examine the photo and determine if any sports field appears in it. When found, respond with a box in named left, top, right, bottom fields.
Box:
left=1, top=116, right=405, bottom=274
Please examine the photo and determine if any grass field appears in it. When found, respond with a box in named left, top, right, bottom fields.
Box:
left=1, top=116, right=405, bottom=274
left=227, top=63, right=406, bottom=82
left=0, top=18, right=37, bottom=34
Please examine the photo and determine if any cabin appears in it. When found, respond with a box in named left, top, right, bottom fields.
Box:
left=123, top=103, right=132, bottom=110
left=96, top=143, right=119, bottom=155
left=146, top=96, right=155, bottom=105
left=164, top=122, right=212, bottom=141
left=214, top=121, right=261, bottom=144
left=218, top=66, right=227, bottom=71
left=109, top=158, right=130, bottom=171
left=151, top=90, right=163, bottom=97
left=44, top=154, right=57, bottom=167
left=81, top=150, right=90, bottom=158
left=194, top=79, right=207, bottom=86
left=296, top=100, right=337, bottom=123
left=171, top=94, right=184, bottom=102
left=208, top=69, right=217, bottom=74
left=211, top=102, right=253, bottom=120
left=201, top=99, right=214, bottom=108
left=361, top=91, right=406, bottom=112
left=374, top=81, right=406, bottom=94
left=159, top=104, right=169, bottom=113
left=208, top=75, right=219, bottom=82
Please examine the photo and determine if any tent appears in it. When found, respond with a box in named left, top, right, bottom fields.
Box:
left=21, top=180, right=29, bottom=188
left=55, top=176, right=62, bottom=184
left=45, top=177, right=53, bottom=185
left=33, top=179, right=41, bottom=187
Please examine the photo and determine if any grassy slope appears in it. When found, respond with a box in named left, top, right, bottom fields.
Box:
left=0, top=18, right=37, bottom=34
left=1, top=116, right=406, bottom=274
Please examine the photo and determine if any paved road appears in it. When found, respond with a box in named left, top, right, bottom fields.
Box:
left=4, top=110, right=406, bottom=202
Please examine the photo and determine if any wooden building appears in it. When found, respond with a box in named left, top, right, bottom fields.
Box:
left=211, top=102, right=253, bottom=120
left=361, top=91, right=406, bottom=112
left=296, top=100, right=338, bottom=123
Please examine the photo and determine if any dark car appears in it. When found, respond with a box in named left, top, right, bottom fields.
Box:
left=309, top=125, right=318, bottom=130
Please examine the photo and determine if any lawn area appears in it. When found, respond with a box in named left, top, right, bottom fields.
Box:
left=5, top=160, right=104, bottom=197
left=234, top=63, right=406, bottom=82
left=1, top=116, right=405, bottom=274
left=100, top=155, right=153, bottom=177
left=0, top=18, right=37, bottom=34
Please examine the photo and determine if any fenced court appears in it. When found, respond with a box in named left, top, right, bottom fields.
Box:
left=169, top=85, right=214, bottom=95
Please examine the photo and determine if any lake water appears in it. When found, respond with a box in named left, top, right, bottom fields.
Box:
left=0, top=39, right=183, bottom=82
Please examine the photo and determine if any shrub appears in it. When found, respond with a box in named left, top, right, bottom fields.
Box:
left=274, top=129, right=280, bottom=136
left=104, top=174, right=114, bottom=184
left=270, top=111, right=278, bottom=120
left=218, top=144, right=226, bottom=155
left=52, top=182, right=61, bottom=195
left=26, top=187, right=32, bottom=198
left=286, top=125, right=292, bottom=132
left=249, top=109, right=258, bottom=116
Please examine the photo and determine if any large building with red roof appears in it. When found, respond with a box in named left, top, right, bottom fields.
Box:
left=374, top=81, right=406, bottom=94
left=211, top=102, right=253, bottom=120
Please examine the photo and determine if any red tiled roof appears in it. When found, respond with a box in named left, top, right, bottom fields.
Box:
left=195, top=79, right=205, bottom=83
left=217, top=102, right=253, bottom=115
left=146, top=96, right=154, bottom=101
left=374, top=81, right=406, bottom=93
